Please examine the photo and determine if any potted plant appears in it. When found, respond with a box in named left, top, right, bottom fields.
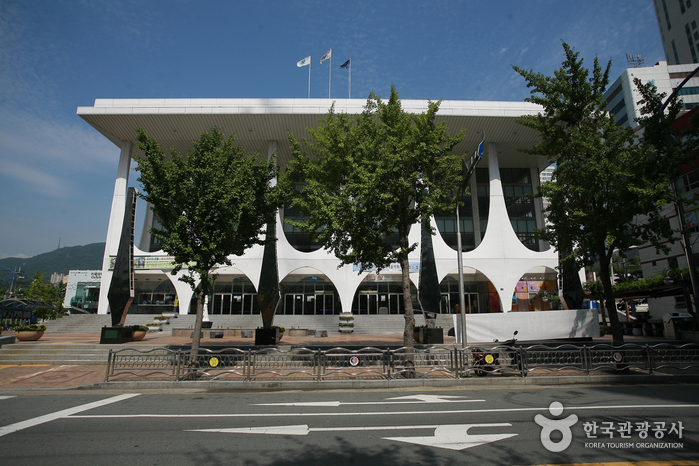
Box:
left=146, top=322, right=163, bottom=332
left=339, top=312, right=354, bottom=334
left=271, top=325, right=286, bottom=341
left=14, top=324, right=47, bottom=341
left=132, top=325, right=148, bottom=341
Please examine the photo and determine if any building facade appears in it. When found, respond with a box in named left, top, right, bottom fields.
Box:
left=77, top=98, right=558, bottom=319
left=604, top=61, right=699, bottom=317
left=654, top=0, right=699, bottom=65
left=62, top=270, right=102, bottom=312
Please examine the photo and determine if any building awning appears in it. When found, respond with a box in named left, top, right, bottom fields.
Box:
left=0, top=299, right=58, bottom=320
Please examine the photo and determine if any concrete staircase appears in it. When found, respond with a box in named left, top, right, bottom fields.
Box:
left=0, top=343, right=164, bottom=365
left=43, top=313, right=456, bottom=335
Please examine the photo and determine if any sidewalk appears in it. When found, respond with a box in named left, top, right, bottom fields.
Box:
left=0, top=330, right=682, bottom=391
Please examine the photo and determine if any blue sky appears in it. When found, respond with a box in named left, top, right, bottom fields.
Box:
left=0, top=0, right=665, bottom=259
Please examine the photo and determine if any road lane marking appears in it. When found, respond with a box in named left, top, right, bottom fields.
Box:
left=528, top=462, right=699, bottom=466
left=0, top=393, right=140, bottom=438
left=67, top=403, right=699, bottom=419
left=0, top=396, right=16, bottom=400
left=188, top=422, right=518, bottom=451
left=254, top=395, right=485, bottom=407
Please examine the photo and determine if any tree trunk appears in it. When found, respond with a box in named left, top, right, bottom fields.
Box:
left=561, top=252, right=584, bottom=310
left=598, top=248, right=624, bottom=345
left=401, top=251, right=415, bottom=349
left=189, top=283, right=205, bottom=365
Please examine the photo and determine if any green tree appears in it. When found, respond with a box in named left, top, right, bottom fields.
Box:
left=21, top=271, right=67, bottom=320
left=513, top=43, right=681, bottom=345
left=135, top=127, right=282, bottom=361
left=285, top=85, right=464, bottom=347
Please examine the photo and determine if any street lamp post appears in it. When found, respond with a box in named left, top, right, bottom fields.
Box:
left=1, top=266, right=23, bottom=299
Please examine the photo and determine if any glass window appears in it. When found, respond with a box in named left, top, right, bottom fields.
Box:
left=500, top=168, right=539, bottom=251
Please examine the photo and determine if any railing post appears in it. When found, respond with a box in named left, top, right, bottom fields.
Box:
left=246, top=349, right=252, bottom=381
left=583, top=345, right=589, bottom=376
left=646, top=345, right=654, bottom=375
left=104, top=349, right=113, bottom=382
left=315, top=350, right=321, bottom=381
left=387, top=349, right=393, bottom=379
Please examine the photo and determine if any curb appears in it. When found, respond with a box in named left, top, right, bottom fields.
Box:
left=75, top=373, right=699, bottom=391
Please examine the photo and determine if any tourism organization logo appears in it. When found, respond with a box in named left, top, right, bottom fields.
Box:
left=535, top=401, right=578, bottom=452
left=535, top=401, right=685, bottom=452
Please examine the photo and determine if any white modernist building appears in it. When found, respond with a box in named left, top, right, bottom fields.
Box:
left=77, top=97, right=562, bottom=325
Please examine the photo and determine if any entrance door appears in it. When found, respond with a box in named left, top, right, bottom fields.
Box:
left=212, top=294, right=232, bottom=314
left=284, top=294, right=305, bottom=315
left=315, top=294, right=334, bottom=314
left=358, top=293, right=378, bottom=315
left=388, top=294, right=402, bottom=314
left=440, top=293, right=450, bottom=314
left=448, top=292, right=480, bottom=313
left=242, top=294, right=254, bottom=314
left=466, top=293, right=479, bottom=313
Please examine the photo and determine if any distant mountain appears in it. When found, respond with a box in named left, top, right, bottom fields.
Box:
left=0, top=243, right=105, bottom=283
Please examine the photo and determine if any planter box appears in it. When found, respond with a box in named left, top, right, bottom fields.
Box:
left=15, top=330, right=45, bottom=342
left=415, top=328, right=444, bottom=344
left=100, top=326, right=134, bottom=344
left=255, top=328, right=280, bottom=345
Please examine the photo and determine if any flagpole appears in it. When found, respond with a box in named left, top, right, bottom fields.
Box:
left=349, top=57, right=352, bottom=99
left=329, top=54, right=332, bottom=99
left=308, top=60, right=311, bottom=99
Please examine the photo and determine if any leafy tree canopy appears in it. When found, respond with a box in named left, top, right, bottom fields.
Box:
left=134, top=127, right=283, bottom=356
left=284, top=85, right=464, bottom=346
left=19, top=271, right=67, bottom=320
left=513, top=42, right=693, bottom=344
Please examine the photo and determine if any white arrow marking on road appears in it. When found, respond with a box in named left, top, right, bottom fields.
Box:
left=188, top=422, right=517, bottom=451
left=0, top=393, right=140, bottom=438
left=0, top=396, right=16, bottom=400
left=69, top=403, right=699, bottom=419
left=254, top=395, right=484, bottom=407
left=383, top=423, right=517, bottom=451
left=385, top=394, right=472, bottom=402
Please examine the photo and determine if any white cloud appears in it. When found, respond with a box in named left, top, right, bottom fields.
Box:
left=0, top=109, right=119, bottom=198
left=0, top=159, right=67, bottom=196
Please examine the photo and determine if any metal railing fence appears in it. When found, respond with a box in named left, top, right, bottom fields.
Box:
left=104, top=343, right=699, bottom=382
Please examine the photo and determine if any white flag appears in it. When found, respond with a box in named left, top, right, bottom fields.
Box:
left=320, top=48, right=331, bottom=64
left=297, top=56, right=311, bottom=67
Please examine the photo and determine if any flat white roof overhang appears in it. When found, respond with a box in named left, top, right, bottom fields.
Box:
left=77, top=97, right=548, bottom=170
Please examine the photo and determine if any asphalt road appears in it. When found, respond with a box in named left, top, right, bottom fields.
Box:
left=0, top=384, right=697, bottom=466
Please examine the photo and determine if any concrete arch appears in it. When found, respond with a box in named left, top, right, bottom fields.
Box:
left=510, top=266, right=559, bottom=312
left=439, top=266, right=502, bottom=314
left=279, top=266, right=341, bottom=315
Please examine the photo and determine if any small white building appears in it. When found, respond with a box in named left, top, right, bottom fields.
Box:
left=63, top=270, right=102, bottom=312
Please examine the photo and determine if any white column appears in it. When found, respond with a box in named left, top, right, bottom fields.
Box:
left=97, top=141, right=132, bottom=315
left=170, top=271, right=195, bottom=315
left=470, top=172, right=481, bottom=247
left=531, top=166, right=548, bottom=252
